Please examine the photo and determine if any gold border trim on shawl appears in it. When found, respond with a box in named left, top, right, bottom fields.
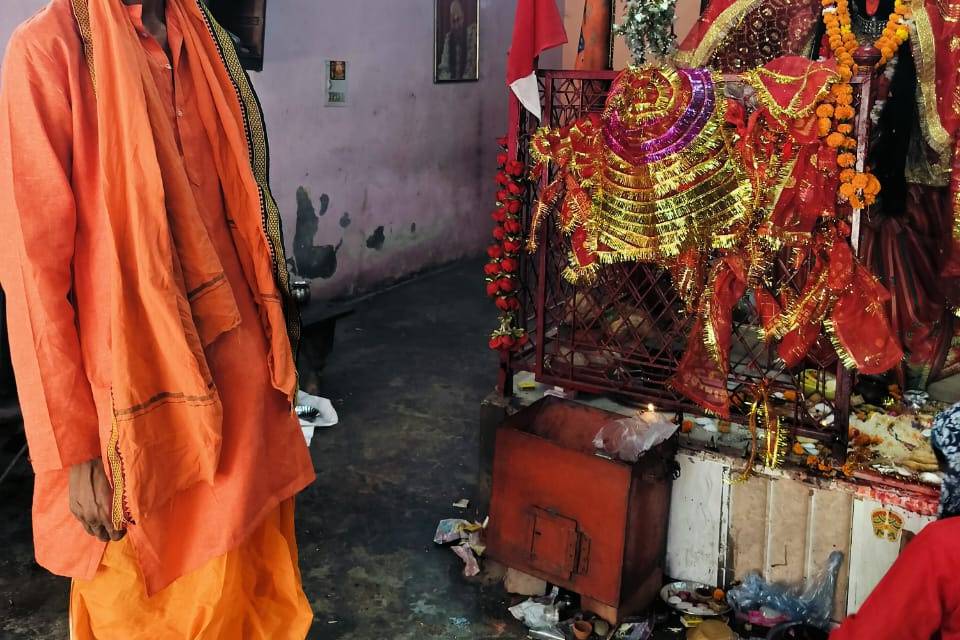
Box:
left=71, top=0, right=96, bottom=87
left=71, top=0, right=131, bottom=530
left=194, top=1, right=302, bottom=362
left=910, top=7, right=953, bottom=157
left=674, top=0, right=765, bottom=67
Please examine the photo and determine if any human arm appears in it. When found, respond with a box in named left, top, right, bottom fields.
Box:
left=0, top=29, right=118, bottom=540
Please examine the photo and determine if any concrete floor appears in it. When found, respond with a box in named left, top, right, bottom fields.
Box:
left=0, top=259, right=530, bottom=639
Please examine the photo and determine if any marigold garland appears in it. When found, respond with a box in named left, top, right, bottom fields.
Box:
left=818, top=0, right=911, bottom=209
left=486, top=137, right=529, bottom=353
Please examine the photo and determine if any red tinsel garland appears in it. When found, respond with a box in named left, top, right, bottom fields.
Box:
left=485, top=137, right=529, bottom=352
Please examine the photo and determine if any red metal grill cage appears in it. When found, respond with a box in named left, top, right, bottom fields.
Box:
left=501, top=70, right=875, bottom=458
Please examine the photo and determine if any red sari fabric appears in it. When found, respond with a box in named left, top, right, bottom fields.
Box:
left=831, top=517, right=960, bottom=640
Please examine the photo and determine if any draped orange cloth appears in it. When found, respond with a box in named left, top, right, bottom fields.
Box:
left=70, top=499, right=313, bottom=640
left=0, top=0, right=314, bottom=600
left=575, top=0, right=612, bottom=70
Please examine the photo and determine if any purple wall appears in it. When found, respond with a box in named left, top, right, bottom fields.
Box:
left=1, top=0, right=522, bottom=298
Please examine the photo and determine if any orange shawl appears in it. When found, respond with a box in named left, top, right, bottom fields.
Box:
left=76, top=0, right=299, bottom=527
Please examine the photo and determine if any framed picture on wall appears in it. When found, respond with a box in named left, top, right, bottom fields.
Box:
left=434, top=0, right=480, bottom=83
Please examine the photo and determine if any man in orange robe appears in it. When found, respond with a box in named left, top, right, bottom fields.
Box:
left=0, top=0, right=316, bottom=637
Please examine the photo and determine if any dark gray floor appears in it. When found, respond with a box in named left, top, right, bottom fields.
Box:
left=0, top=259, right=529, bottom=639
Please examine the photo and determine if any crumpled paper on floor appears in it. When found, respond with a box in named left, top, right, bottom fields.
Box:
left=296, top=390, right=339, bottom=446
left=434, top=519, right=486, bottom=577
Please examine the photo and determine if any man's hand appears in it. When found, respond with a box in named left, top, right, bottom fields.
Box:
left=68, top=459, right=125, bottom=542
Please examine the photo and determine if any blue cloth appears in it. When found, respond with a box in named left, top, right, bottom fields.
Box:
left=931, top=402, right=960, bottom=518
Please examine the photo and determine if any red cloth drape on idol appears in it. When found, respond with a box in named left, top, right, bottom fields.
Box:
left=678, top=0, right=960, bottom=388
left=525, top=1, right=944, bottom=416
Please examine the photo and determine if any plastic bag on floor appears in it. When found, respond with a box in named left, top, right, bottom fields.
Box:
left=509, top=588, right=561, bottom=630
left=613, top=619, right=653, bottom=640
left=727, top=551, right=844, bottom=630
left=593, top=413, right=678, bottom=462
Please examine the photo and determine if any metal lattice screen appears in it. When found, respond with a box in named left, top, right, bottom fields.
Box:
left=505, top=70, right=858, bottom=456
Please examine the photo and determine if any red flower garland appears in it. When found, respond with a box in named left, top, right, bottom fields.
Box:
left=486, top=137, right=529, bottom=352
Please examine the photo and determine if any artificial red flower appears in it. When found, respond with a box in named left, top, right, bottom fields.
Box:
left=507, top=200, right=522, bottom=214
left=508, top=182, right=523, bottom=195
left=496, top=153, right=508, bottom=167
left=500, top=258, right=518, bottom=273
left=497, top=190, right=509, bottom=202
left=507, top=161, right=525, bottom=177
left=493, top=227, right=506, bottom=241
left=496, top=172, right=510, bottom=185
left=495, top=297, right=512, bottom=311
left=484, top=262, right=502, bottom=276
left=517, top=334, right=529, bottom=347
left=487, top=245, right=503, bottom=259
left=489, top=335, right=503, bottom=350
left=504, top=220, right=522, bottom=234
left=498, top=278, right=514, bottom=293
left=486, top=281, right=501, bottom=297
left=503, top=240, right=522, bottom=253
left=500, top=335, right=516, bottom=349
left=492, top=209, right=507, bottom=223
left=508, top=298, right=521, bottom=310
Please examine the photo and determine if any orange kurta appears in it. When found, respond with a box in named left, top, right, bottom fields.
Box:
left=0, top=0, right=315, bottom=595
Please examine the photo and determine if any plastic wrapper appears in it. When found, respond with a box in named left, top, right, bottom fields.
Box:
left=593, top=413, right=678, bottom=462
left=509, top=588, right=561, bottom=630
left=613, top=619, right=653, bottom=640
left=727, top=551, right=844, bottom=630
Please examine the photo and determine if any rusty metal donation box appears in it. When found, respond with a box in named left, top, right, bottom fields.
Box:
left=487, top=397, right=677, bottom=623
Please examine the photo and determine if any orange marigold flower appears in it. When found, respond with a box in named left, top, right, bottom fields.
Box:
left=849, top=195, right=865, bottom=208
left=835, top=105, right=856, bottom=119
left=816, top=104, right=835, bottom=118
left=838, top=123, right=853, bottom=134
left=837, top=153, right=856, bottom=167
left=838, top=67, right=853, bottom=82
left=831, top=84, right=852, bottom=98
left=852, top=173, right=869, bottom=189
left=806, top=455, right=819, bottom=467
left=792, top=442, right=806, bottom=456
left=839, top=182, right=856, bottom=198
left=827, top=132, right=846, bottom=148
left=840, top=168, right=857, bottom=182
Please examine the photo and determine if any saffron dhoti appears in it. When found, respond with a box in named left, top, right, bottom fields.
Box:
left=70, top=500, right=312, bottom=640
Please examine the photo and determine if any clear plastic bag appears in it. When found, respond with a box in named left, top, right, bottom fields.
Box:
left=727, top=551, right=845, bottom=630
left=593, top=414, right=678, bottom=462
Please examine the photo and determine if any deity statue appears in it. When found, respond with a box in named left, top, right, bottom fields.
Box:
left=678, top=0, right=960, bottom=390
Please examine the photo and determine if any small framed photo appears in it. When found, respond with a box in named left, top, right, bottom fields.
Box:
left=434, top=0, right=479, bottom=83
left=324, top=60, right=348, bottom=107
